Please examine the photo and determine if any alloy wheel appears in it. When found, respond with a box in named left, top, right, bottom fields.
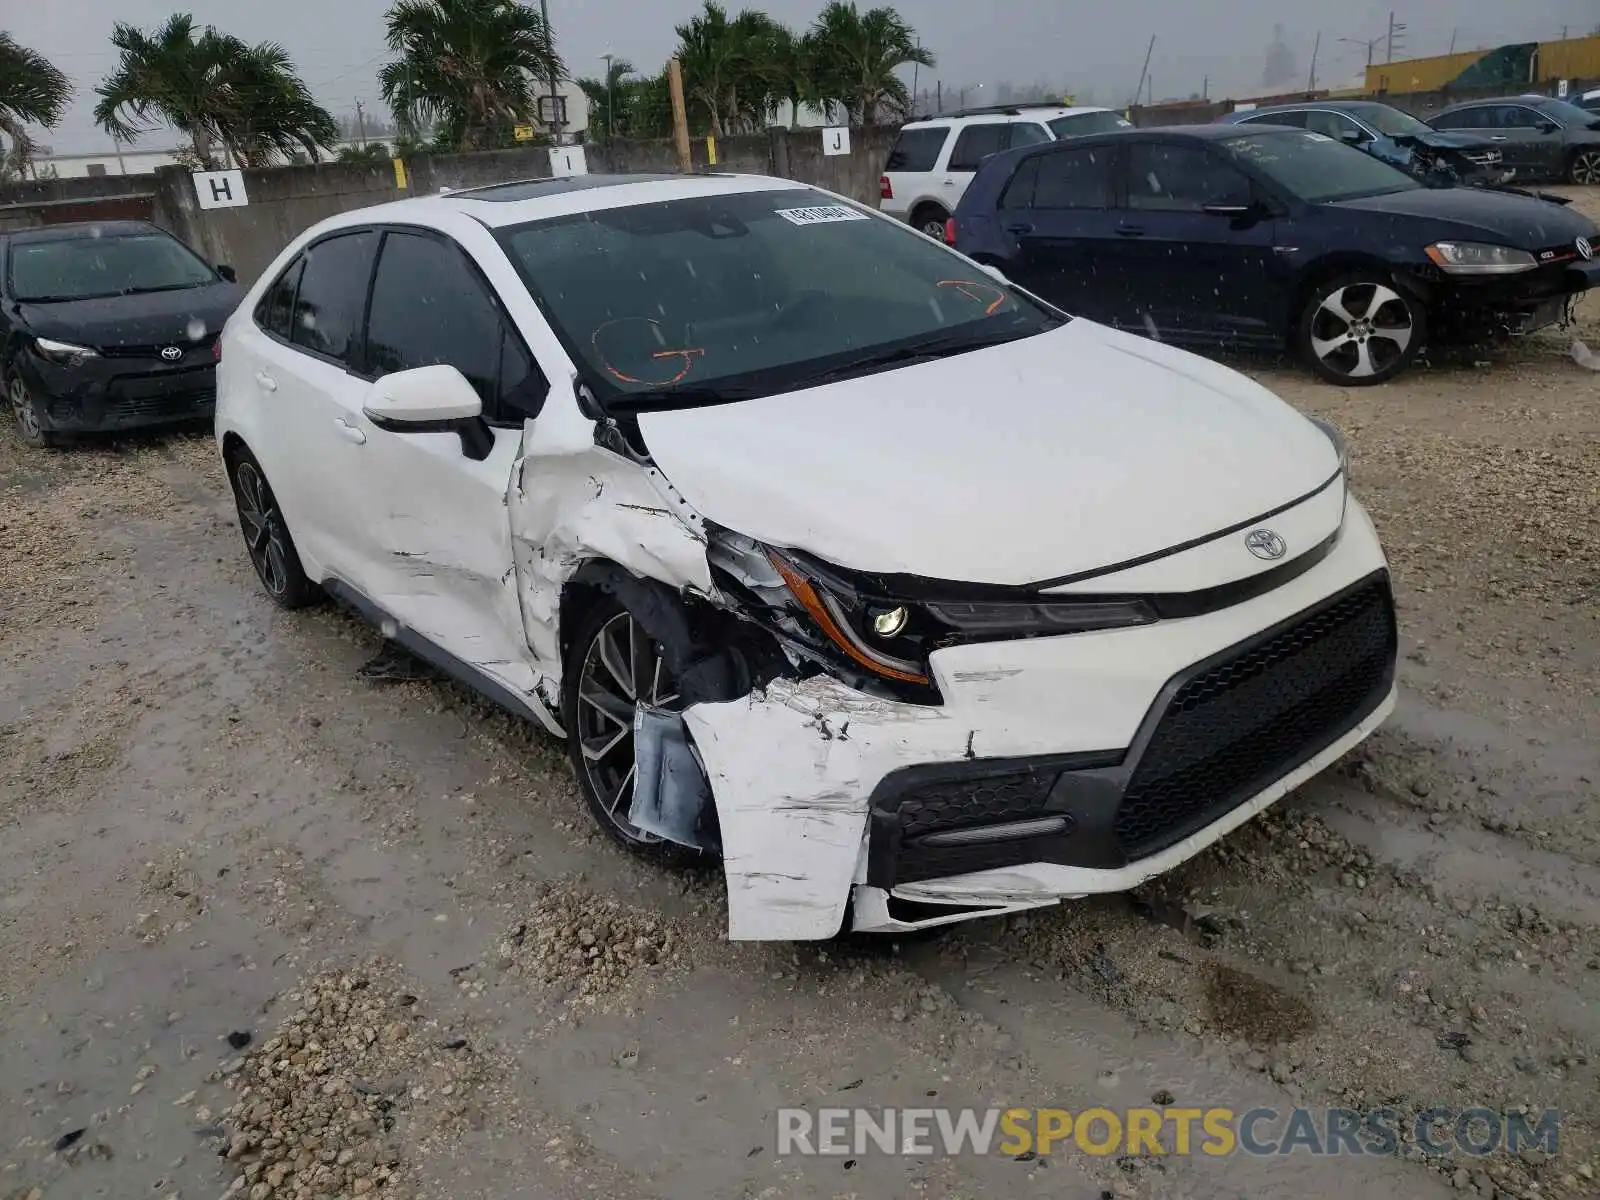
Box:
left=233, top=459, right=291, bottom=597
left=9, top=376, right=43, bottom=444
left=1308, top=282, right=1415, bottom=381
left=575, top=610, right=680, bottom=844
left=1572, top=150, right=1600, bottom=186
left=921, top=217, right=947, bottom=238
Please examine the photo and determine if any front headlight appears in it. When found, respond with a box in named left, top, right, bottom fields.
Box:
left=763, top=548, right=1159, bottom=689
left=33, top=337, right=99, bottom=365
left=1423, top=241, right=1537, bottom=275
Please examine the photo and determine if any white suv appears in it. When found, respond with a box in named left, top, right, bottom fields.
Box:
left=217, top=171, right=1396, bottom=942
left=880, top=106, right=1133, bottom=236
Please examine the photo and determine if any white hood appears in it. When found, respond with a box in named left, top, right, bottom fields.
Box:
left=637, top=320, right=1341, bottom=587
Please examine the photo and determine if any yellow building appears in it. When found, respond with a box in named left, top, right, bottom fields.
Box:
left=1366, top=34, right=1600, bottom=94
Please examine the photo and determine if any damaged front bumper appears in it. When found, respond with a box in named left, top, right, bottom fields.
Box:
left=681, top=499, right=1397, bottom=940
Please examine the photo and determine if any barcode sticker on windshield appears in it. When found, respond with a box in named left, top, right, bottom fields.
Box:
left=775, top=205, right=871, bottom=226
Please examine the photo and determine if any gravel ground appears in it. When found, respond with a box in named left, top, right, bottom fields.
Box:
left=1, top=191, right=1597, bottom=1200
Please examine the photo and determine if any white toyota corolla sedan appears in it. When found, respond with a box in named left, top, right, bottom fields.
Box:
left=215, top=172, right=1398, bottom=941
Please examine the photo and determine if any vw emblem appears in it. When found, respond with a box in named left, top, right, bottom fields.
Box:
left=160, top=346, right=183, bottom=362
left=1245, top=529, right=1288, bottom=561
left=1578, top=236, right=1594, bottom=262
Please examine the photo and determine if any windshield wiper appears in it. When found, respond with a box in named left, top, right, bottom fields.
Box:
left=120, top=282, right=203, bottom=296
left=785, top=330, right=1029, bottom=390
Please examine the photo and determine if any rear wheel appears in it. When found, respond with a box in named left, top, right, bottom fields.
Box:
left=7, top=373, right=55, bottom=449
left=1569, top=148, right=1600, bottom=186
left=1297, top=273, right=1423, bottom=386
left=225, top=445, right=320, bottom=609
left=910, top=203, right=949, bottom=240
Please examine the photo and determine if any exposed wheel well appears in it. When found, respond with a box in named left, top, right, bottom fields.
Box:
left=909, top=200, right=949, bottom=225
left=220, top=430, right=248, bottom=466
left=1289, top=256, right=1421, bottom=341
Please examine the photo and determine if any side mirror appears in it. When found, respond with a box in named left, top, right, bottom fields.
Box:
left=216, top=264, right=237, bottom=282
left=1202, top=201, right=1255, bottom=217
left=1536, top=120, right=1560, bottom=134
left=362, top=364, right=493, bottom=460
left=1338, top=129, right=1366, bottom=144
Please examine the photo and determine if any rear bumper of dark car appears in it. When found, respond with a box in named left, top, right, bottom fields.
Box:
left=18, top=350, right=216, bottom=434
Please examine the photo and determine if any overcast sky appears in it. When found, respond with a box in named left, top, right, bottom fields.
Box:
left=13, top=0, right=1597, bottom=153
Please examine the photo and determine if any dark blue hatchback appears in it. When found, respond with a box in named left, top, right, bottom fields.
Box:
left=950, top=125, right=1599, bottom=385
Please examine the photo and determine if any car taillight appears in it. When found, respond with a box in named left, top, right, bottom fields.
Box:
left=212, top=339, right=222, bottom=364
left=944, top=218, right=956, bottom=245
left=880, top=174, right=893, bottom=200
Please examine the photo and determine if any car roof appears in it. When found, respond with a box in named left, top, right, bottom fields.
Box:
left=1434, top=95, right=1557, bottom=113
left=5, top=220, right=163, bottom=243
left=901, top=107, right=1112, bottom=129
left=1238, top=100, right=1392, bottom=115
left=304, top=172, right=825, bottom=233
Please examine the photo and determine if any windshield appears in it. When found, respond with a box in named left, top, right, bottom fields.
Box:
left=1362, top=105, right=1432, bottom=138
left=1049, top=111, right=1133, bottom=138
left=1535, top=99, right=1600, bottom=128
left=498, top=188, right=1064, bottom=412
left=7, top=232, right=217, bottom=302
left=1226, top=130, right=1421, bottom=202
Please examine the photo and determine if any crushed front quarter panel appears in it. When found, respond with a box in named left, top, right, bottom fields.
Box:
left=508, top=419, right=717, bottom=725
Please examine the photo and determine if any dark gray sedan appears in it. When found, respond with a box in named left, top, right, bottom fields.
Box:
left=1426, top=95, right=1600, bottom=184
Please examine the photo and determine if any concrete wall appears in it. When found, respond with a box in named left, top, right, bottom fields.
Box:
left=1, top=126, right=898, bottom=286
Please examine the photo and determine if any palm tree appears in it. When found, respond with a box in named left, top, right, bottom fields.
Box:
left=0, top=34, right=72, bottom=181
left=575, top=57, right=634, bottom=144
left=378, top=0, right=565, bottom=152
left=808, top=2, right=933, bottom=127
left=769, top=26, right=818, bottom=129
left=94, top=13, right=337, bottom=168
left=673, top=2, right=784, bottom=137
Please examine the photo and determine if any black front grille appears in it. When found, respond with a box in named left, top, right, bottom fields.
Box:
left=1114, top=577, right=1396, bottom=859
left=99, top=340, right=215, bottom=361
left=117, top=387, right=216, bottom=418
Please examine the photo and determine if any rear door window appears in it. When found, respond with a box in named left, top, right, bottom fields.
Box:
left=256, top=257, right=304, bottom=339
left=1304, top=110, right=1368, bottom=140
left=288, top=230, right=380, bottom=364
left=886, top=127, right=950, bottom=172
left=1243, top=110, right=1307, bottom=128
left=947, top=124, right=1009, bottom=171
left=1006, top=147, right=1115, bottom=209
left=1008, top=122, right=1053, bottom=149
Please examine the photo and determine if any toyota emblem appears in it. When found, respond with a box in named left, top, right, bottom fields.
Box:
left=1245, top=529, right=1288, bottom=561
left=160, top=346, right=184, bottom=362
left=1578, top=236, right=1594, bottom=262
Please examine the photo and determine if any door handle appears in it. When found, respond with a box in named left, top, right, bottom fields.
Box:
left=333, top=418, right=366, bottom=445
left=1116, top=226, right=1146, bottom=237
left=254, top=370, right=277, bottom=392
left=1490, top=135, right=1509, bottom=141
left=1005, top=221, right=1034, bottom=234
left=942, top=178, right=956, bottom=185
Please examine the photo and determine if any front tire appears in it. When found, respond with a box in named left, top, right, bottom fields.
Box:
left=7, top=372, right=56, bottom=449
left=1569, top=148, right=1600, bottom=186
left=1297, top=273, right=1424, bottom=386
left=561, top=596, right=713, bottom=868
left=225, top=445, right=320, bottom=609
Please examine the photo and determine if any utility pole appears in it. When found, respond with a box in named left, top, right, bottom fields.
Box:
left=1384, top=11, right=1406, bottom=63
left=1308, top=31, right=1320, bottom=90
left=601, top=53, right=614, bottom=141
left=1132, top=34, right=1155, bottom=109
left=1202, top=75, right=1209, bottom=101
left=667, top=57, right=691, bottom=173
left=355, top=99, right=368, bottom=148
left=936, top=80, right=942, bottom=115
left=911, top=40, right=921, bottom=111
left=539, top=0, right=561, bottom=143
